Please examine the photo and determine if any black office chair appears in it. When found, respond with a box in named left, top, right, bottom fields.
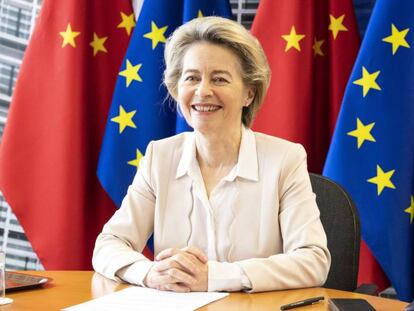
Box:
left=309, top=173, right=361, bottom=292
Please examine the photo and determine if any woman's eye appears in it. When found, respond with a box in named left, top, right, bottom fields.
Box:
left=213, top=77, right=228, bottom=83
left=184, top=75, right=197, bottom=82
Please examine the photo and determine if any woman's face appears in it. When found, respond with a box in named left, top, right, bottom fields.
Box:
left=177, top=42, right=254, bottom=135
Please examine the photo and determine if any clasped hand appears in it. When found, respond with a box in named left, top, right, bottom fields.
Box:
left=143, top=247, right=208, bottom=292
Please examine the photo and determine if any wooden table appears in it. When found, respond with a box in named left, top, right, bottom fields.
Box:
left=2, top=271, right=408, bottom=310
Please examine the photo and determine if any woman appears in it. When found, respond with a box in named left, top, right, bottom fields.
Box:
left=93, top=16, right=330, bottom=293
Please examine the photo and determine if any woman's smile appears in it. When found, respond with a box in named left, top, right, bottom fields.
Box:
left=177, top=41, right=254, bottom=134
left=191, top=104, right=222, bottom=113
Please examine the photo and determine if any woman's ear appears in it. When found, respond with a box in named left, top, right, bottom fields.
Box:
left=245, top=86, right=256, bottom=107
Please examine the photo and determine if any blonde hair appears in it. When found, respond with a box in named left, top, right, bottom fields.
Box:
left=164, top=16, right=270, bottom=127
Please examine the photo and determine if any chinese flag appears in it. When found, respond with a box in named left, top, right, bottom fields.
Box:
left=251, top=0, right=389, bottom=291
left=0, top=0, right=133, bottom=269
left=251, top=0, right=358, bottom=173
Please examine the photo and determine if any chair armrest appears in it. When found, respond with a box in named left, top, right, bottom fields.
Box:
left=354, top=283, right=378, bottom=296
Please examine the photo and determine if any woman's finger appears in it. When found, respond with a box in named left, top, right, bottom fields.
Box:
left=181, top=246, right=208, bottom=263
left=156, top=248, right=179, bottom=261
left=152, top=267, right=196, bottom=286
left=153, top=253, right=197, bottom=274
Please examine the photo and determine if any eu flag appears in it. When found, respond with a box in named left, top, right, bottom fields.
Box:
left=324, top=0, right=414, bottom=301
left=97, top=1, right=232, bottom=207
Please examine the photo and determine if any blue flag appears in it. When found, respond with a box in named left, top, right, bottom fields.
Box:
left=324, top=0, right=414, bottom=301
left=97, top=1, right=232, bottom=207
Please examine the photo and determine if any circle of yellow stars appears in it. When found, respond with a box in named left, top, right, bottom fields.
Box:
left=110, top=16, right=174, bottom=169
left=351, top=24, right=410, bottom=98
left=345, top=21, right=413, bottom=223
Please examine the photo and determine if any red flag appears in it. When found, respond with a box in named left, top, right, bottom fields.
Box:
left=0, top=0, right=133, bottom=269
left=251, top=0, right=358, bottom=173
left=251, top=1, right=388, bottom=290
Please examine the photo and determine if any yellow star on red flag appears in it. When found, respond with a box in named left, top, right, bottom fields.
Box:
left=117, top=12, right=136, bottom=36
left=281, top=26, right=305, bottom=52
left=312, top=38, right=325, bottom=57
left=90, top=33, right=108, bottom=56
left=59, top=23, right=80, bottom=48
left=329, top=14, right=348, bottom=39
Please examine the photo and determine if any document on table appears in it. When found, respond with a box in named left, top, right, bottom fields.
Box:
left=62, top=286, right=229, bottom=311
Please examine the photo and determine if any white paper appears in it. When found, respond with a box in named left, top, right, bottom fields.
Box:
left=62, top=286, right=229, bottom=311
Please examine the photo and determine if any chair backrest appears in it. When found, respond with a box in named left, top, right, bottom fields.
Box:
left=309, top=173, right=360, bottom=292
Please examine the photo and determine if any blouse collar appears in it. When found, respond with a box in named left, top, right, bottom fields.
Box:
left=176, top=126, right=258, bottom=182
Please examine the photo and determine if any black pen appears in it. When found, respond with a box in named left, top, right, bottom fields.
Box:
left=280, top=296, right=324, bottom=310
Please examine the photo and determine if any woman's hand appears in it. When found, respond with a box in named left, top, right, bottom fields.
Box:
left=143, top=247, right=208, bottom=292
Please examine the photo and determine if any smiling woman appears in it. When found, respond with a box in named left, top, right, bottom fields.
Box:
left=92, top=16, right=331, bottom=294
left=164, top=16, right=270, bottom=128
left=177, top=42, right=254, bottom=139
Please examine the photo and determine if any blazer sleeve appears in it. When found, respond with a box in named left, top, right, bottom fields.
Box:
left=237, top=144, right=331, bottom=292
left=92, top=142, right=156, bottom=284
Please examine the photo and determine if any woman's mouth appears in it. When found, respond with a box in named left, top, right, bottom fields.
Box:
left=191, top=104, right=222, bottom=112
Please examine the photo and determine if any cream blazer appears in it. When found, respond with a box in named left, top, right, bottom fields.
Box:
left=92, top=129, right=330, bottom=292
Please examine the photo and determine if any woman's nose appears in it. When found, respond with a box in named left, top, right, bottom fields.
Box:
left=195, top=79, right=213, bottom=98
